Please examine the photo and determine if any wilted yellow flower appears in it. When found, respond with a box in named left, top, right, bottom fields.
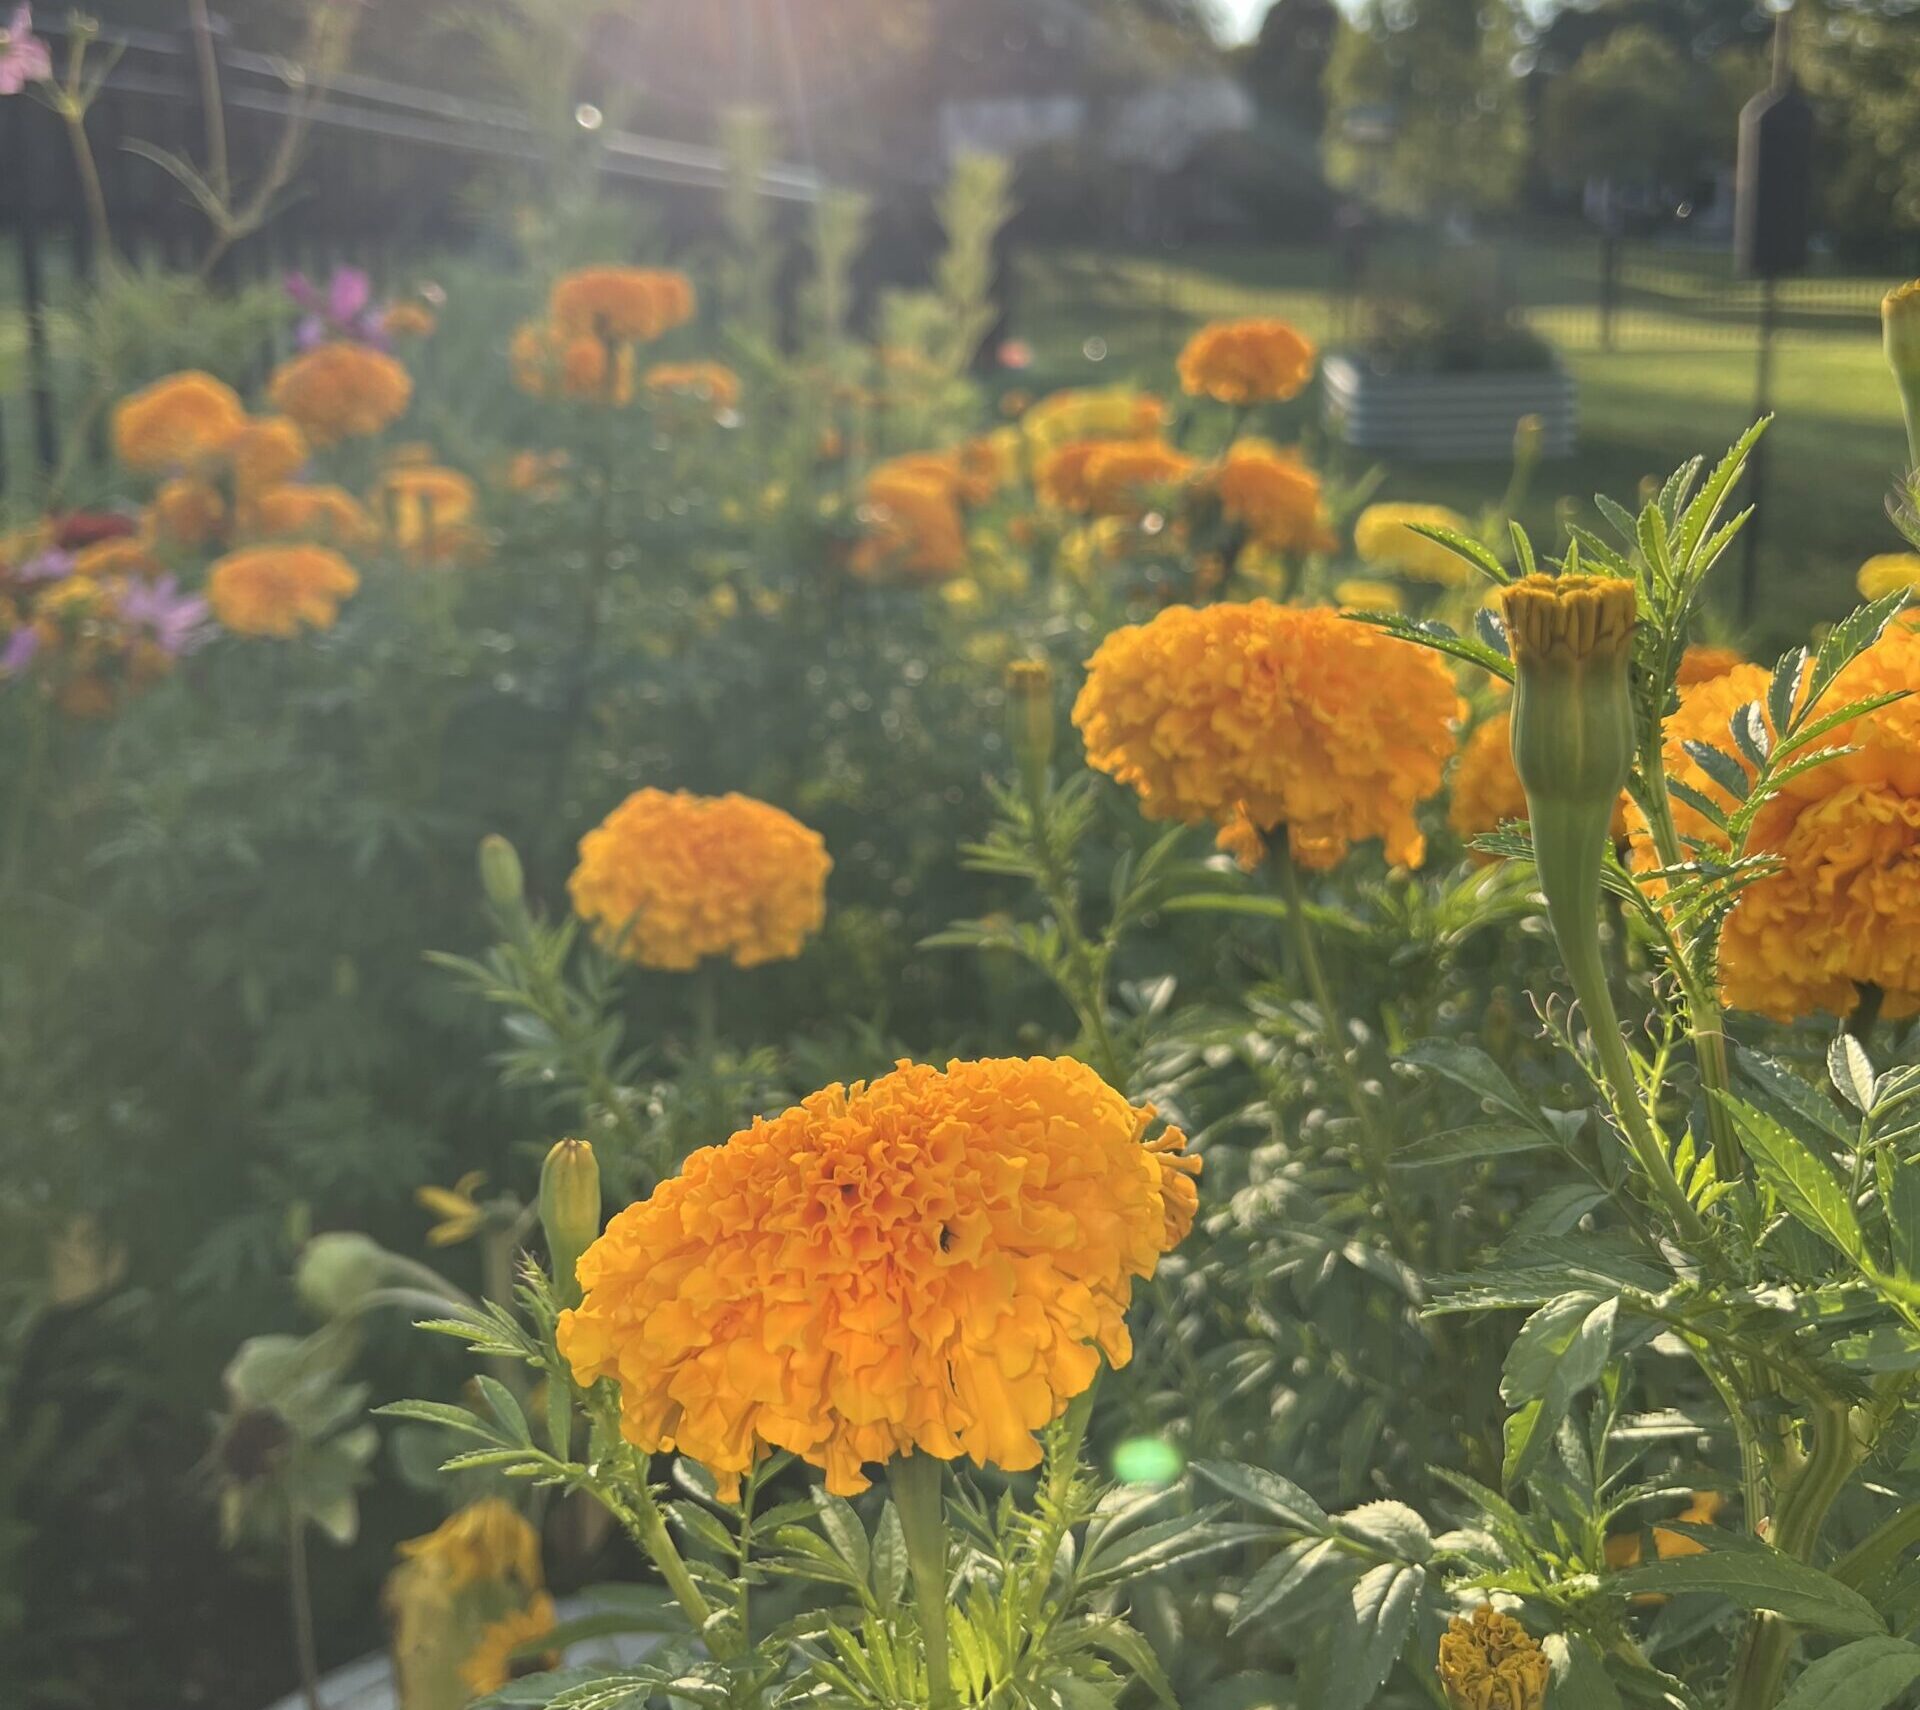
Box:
left=112, top=371, right=246, bottom=472
left=1021, top=385, right=1166, bottom=454
left=268, top=343, right=413, bottom=446
left=569, top=788, right=831, bottom=971
left=559, top=1056, right=1199, bottom=1497
left=150, top=478, right=227, bottom=549
left=1438, top=1606, right=1549, bottom=1710
left=1632, top=633, right=1920, bottom=1019
left=1212, top=442, right=1334, bottom=554
left=207, top=544, right=359, bottom=637
left=1353, top=503, right=1475, bottom=584
left=417, top=1171, right=490, bottom=1247
left=396, top=1499, right=543, bottom=1595
left=642, top=360, right=741, bottom=413
left=851, top=462, right=968, bottom=582
left=223, top=416, right=310, bottom=496
left=549, top=266, right=696, bottom=343
left=460, top=1595, right=557, bottom=1695
left=1176, top=317, right=1316, bottom=405
left=1858, top=553, right=1920, bottom=601
left=1073, top=601, right=1461, bottom=871
left=242, top=483, right=377, bottom=549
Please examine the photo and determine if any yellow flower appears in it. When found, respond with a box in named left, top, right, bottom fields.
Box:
left=370, top=464, right=479, bottom=565
left=397, top=1499, right=543, bottom=1596
left=1334, top=577, right=1402, bottom=613
left=1073, top=600, right=1461, bottom=871
left=1176, top=317, right=1317, bottom=405
left=1021, top=386, right=1165, bottom=454
left=112, top=371, right=247, bottom=472
left=568, top=788, right=832, bottom=971
left=1353, top=503, right=1475, bottom=584
left=1212, top=442, right=1334, bottom=554
left=1629, top=632, right=1920, bottom=1019
left=1438, top=1606, right=1549, bottom=1710
left=851, top=462, right=969, bottom=583
left=241, top=483, right=377, bottom=549
left=207, top=544, right=359, bottom=637
left=268, top=343, right=413, bottom=446
left=549, top=266, right=696, bottom=343
left=642, top=360, right=742, bottom=413
left=559, top=1056, right=1200, bottom=1497
left=417, top=1171, right=490, bottom=1247
left=150, top=478, right=227, bottom=549
left=223, top=416, right=310, bottom=496
left=460, top=1594, right=558, bottom=1695
left=1858, top=553, right=1920, bottom=601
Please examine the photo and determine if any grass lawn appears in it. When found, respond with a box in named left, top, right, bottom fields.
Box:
left=1011, top=239, right=1909, bottom=649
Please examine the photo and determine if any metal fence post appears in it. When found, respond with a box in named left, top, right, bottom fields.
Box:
left=14, top=101, right=60, bottom=480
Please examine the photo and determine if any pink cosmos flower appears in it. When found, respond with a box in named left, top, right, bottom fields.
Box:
left=0, top=6, right=51, bottom=96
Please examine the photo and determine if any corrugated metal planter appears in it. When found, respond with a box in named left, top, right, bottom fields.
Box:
left=1322, top=353, right=1577, bottom=461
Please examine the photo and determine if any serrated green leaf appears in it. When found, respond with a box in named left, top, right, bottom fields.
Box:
left=1194, top=1460, right=1331, bottom=1534
left=1230, top=1537, right=1357, bottom=1634
left=1717, top=1093, right=1864, bottom=1263
left=1609, top=1546, right=1886, bottom=1637
left=1830, top=1035, right=1877, bottom=1115
left=1774, top=1637, right=1920, bottom=1710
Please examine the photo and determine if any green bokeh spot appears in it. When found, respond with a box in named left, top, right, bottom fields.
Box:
left=1111, top=1436, right=1184, bottom=1486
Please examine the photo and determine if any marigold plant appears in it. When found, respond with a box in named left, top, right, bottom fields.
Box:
left=1176, top=317, right=1317, bottom=405
left=567, top=788, right=831, bottom=970
left=206, top=543, right=360, bottom=637
left=548, top=266, right=696, bottom=343
left=1073, top=600, right=1461, bottom=869
left=558, top=1055, right=1199, bottom=1496
left=267, top=342, right=413, bottom=446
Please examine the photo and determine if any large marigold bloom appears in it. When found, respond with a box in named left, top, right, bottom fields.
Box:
left=224, top=415, right=310, bottom=495
left=1212, top=443, right=1335, bottom=555
left=851, top=463, right=968, bottom=583
left=243, top=483, right=377, bottom=548
left=1438, top=1607, right=1549, bottom=1710
left=549, top=267, right=696, bottom=343
left=1021, top=386, right=1166, bottom=454
left=559, top=1056, right=1200, bottom=1497
left=1353, top=502, right=1474, bottom=584
left=112, top=371, right=246, bottom=472
left=1177, top=317, right=1316, bottom=405
left=1629, top=637, right=1920, bottom=1019
left=1074, top=601, right=1461, bottom=870
left=569, top=788, right=831, bottom=970
left=207, top=544, right=359, bottom=637
left=267, top=342, right=413, bottom=446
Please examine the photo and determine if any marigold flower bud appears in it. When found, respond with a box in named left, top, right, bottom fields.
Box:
left=1005, top=658, right=1056, bottom=797
left=1513, top=413, right=1545, bottom=468
left=539, top=1139, right=600, bottom=1307
left=1438, top=1606, right=1549, bottom=1710
left=478, top=833, right=525, bottom=911
left=295, top=1231, right=390, bottom=1319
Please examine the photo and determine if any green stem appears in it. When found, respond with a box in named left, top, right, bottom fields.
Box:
left=287, top=1517, right=322, bottom=1710
left=1023, top=775, right=1125, bottom=1088
left=626, top=1455, right=733, bottom=1656
left=1024, top=1385, right=1096, bottom=1630
left=891, top=1452, right=956, bottom=1710
left=1725, top=1399, right=1860, bottom=1710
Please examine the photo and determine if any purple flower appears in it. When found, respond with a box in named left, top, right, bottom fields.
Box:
left=286, top=265, right=389, bottom=350
left=0, top=625, right=39, bottom=674
left=118, top=576, right=212, bottom=658
left=0, top=6, right=51, bottom=97
left=17, top=548, right=74, bottom=584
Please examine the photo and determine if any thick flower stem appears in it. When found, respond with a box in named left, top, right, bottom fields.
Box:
left=891, top=1452, right=957, bottom=1710
left=625, top=1462, right=731, bottom=1656
left=1725, top=1400, right=1860, bottom=1710
left=287, top=1517, right=322, bottom=1710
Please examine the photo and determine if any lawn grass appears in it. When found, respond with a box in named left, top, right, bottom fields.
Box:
left=1010, top=239, right=1909, bottom=649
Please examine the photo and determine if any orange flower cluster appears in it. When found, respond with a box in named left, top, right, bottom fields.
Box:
left=1073, top=601, right=1461, bottom=870
left=558, top=1055, right=1199, bottom=1497
left=1631, top=632, right=1920, bottom=1018
left=512, top=267, right=697, bottom=406
left=206, top=544, right=360, bottom=637
left=568, top=788, right=832, bottom=970
left=267, top=343, right=413, bottom=446
left=1212, top=442, right=1334, bottom=554
left=111, top=372, right=247, bottom=472
left=1177, top=318, right=1317, bottom=406
left=1037, top=439, right=1194, bottom=517
left=511, top=319, right=636, bottom=403
left=850, top=455, right=972, bottom=582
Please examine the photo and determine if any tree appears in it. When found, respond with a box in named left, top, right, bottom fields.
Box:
left=1798, top=0, right=1920, bottom=256
left=1239, top=0, right=1340, bottom=135
left=1320, top=0, right=1529, bottom=217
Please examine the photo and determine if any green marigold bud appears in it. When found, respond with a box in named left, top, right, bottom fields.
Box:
left=1513, top=413, right=1544, bottom=469
left=1005, top=658, right=1056, bottom=800
left=295, top=1231, right=391, bottom=1320
left=539, top=1139, right=601, bottom=1308
left=1885, top=281, right=1920, bottom=473
left=478, top=834, right=525, bottom=911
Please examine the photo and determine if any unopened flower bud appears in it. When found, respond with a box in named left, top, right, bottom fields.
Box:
left=1513, top=413, right=1544, bottom=469
left=1885, top=281, right=1920, bottom=473
left=478, top=833, right=524, bottom=910
left=296, top=1231, right=390, bottom=1319
left=1005, top=658, right=1056, bottom=798
left=539, top=1139, right=600, bottom=1308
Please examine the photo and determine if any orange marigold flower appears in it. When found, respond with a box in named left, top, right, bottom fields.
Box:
left=395, top=1499, right=542, bottom=1594
left=642, top=360, right=741, bottom=412
left=381, top=302, right=437, bottom=339
left=1021, top=386, right=1166, bottom=454
left=1438, top=1606, right=1549, bottom=1710
left=568, top=788, right=831, bottom=970
left=223, top=415, right=310, bottom=495
left=1034, top=440, right=1109, bottom=512
left=460, top=1596, right=558, bottom=1695
left=851, top=464, right=968, bottom=582
left=371, top=464, right=479, bottom=564
left=112, top=371, right=246, bottom=472
left=1676, top=644, right=1746, bottom=686
left=1213, top=442, right=1335, bottom=554
left=1628, top=636, right=1920, bottom=1019
left=511, top=320, right=634, bottom=404
left=267, top=342, right=412, bottom=446
left=1073, top=600, right=1461, bottom=871
left=1177, top=317, right=1317, bottom=405
left=207, top=544, right=359, bottom=637
left=1449, top=708, right=1629, bottom=847
left=150, top=478, right=227, bottom=549
left=1353, top=503, right=1474, bottom=584
left=549, top=266, right=697, bottom=343
left=1079, top=439, right=1195, bottom=518
left=558, top=1055, right=1199, bottom=1497
left=242, top=483, right=376, bottom=548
